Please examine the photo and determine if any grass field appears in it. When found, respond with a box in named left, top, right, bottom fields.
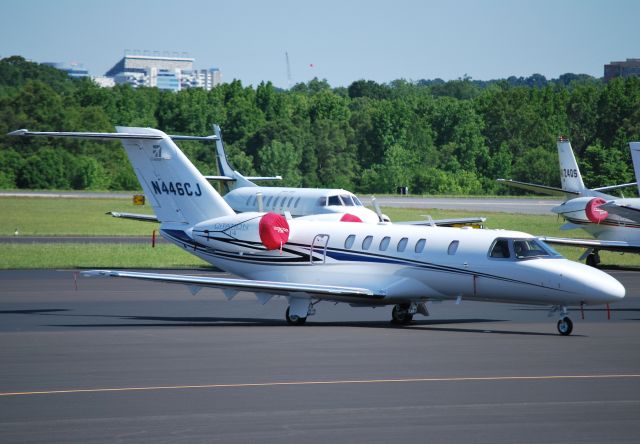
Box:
left=1, top=196, right=639, bottom=269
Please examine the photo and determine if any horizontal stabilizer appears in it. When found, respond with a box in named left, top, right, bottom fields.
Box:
left=107, top=211, right=158, bottom=223
left=497, top=179, right=578, bottom=196
left=592, top=182, right=637, bottom=192
left=8, top=129, right=163, bottom=140
left=204, top=175, right=282, bottom=182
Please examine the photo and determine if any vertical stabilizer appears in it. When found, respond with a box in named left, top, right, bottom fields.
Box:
left=557, top=138, right=586, bottom=193
left=630, top=142, right=640, bottom=195
left=117, top=127, right=235, bottom=224
left=213, top=124, right=256, bottom=190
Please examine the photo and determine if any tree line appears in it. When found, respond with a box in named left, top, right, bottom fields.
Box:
left=1, top=55, right=639, bottom=195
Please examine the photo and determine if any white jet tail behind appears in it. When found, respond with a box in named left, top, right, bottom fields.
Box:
left=557, top=138, right=586, bottom=193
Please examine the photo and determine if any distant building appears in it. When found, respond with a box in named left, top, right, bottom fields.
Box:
left=43, top=62, right=90, bottom=79
left=92, top=76, right=116, bottom=88
left=104, top=53, right=222, bottom=91
left=604, top=58, right=640, bottom=82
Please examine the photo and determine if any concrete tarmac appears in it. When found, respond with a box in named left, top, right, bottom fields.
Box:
left=1, top=269, right=639, bottom=443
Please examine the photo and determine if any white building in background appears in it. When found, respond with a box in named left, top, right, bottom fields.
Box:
left=104, top=52, right=222, bottom=91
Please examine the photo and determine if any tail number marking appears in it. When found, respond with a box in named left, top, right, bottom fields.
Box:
left=151, top=181, right=202, bottom=196
left=563, top=169, right=579, bottom=178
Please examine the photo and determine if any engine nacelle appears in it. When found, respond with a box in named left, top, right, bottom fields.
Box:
left=585, top=197, right=608, bottom=223
left=551, top=196, right=609, bottom=224
left=192, top=212, right=290, bottom=251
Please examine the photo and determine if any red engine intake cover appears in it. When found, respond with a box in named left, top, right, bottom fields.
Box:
left=339, top=213, right=363, bottom=223
left=585, top=197, right=608, bottom=223
left=259, top=212, right=290, bottom=250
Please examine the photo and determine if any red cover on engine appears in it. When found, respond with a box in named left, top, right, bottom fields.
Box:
left=259, top=212, right=290, bottom=250
left=340, top=213, right=363, bottom=222
left=585, top=197, right=608, bottom=223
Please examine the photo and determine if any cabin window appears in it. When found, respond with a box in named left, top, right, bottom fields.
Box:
left=447, top=240, right=459, bottom=255
left=294, top=197, right=301, bottom=208
left=273, top=197, right=281, bottom=208
left=265, top=196, right=273, bottom=207
left=328, top=195, right=342, bottom=206
left=362, top=235, right=373, bottom=250
left=287, top=197, right=294, bottom=208
left=414, top=238, right=426, bottom=253
left=246, top=195, right=253, bottom=206
left=353, top=196, right=363, bottom=206
left=379, top=236, right=390, bottom=251
left=489, top=239, right=511, bottom=258
left=397, top=237, right=408, bottom=252
left=341, top=195, right=355, bottom=206
left=344, top=234, right=356, bottom=249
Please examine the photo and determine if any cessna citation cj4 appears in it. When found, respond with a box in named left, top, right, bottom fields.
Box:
left=9, top=128, right=625, bottom=335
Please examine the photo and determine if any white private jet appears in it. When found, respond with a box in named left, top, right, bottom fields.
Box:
left=498, top=138, right=640, bottom=266
left=9, top=128, right=625, bottom=335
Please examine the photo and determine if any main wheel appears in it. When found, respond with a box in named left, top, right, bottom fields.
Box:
left=285, top=306, right=307, bottom=325
left=557, top=317, right=573, bottom=336
left=391, top=304, right=413, bottom=325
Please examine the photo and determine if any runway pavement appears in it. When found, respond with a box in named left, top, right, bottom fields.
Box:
left=1, top=269, right=639, bottom=443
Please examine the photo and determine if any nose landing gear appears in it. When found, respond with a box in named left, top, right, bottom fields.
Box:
left=550, top=305, right=574, bottom=336
left=557, top=316, right=573, bottom=336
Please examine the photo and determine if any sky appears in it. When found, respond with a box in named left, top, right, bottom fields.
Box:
left=1, top=0, right=638, bottom=88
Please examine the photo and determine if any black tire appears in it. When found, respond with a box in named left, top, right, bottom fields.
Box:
left=285, top=306, right=307, bottom=326
left=557, top=317, right=573, bottom=336
left=391, top=305, right=413, bottom=325
left=586, top=254, right=597, bottom=267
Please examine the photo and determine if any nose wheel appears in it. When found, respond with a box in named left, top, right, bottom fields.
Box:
left=557, top=317, right=573, bottom=336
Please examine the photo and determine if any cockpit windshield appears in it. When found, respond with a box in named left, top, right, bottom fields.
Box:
left=341, top=195, right=355, bottom=206
left=322, top=194, right=364, bottom=207
left=489, top=238, right=561, bottom=260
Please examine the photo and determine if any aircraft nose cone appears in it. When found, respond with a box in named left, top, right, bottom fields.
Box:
left=584, top=270, right=625, bottom=303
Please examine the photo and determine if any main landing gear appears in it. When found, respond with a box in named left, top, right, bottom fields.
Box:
left=586, top=251, right=601, bottom=268
left=285, top=298, right=316, bottom=325
left=391, top=304, right=414, bottom=325
left=285, top=306, right=307, bottom=325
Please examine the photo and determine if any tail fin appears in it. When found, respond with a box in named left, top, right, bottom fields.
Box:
left=213, top=124, right=256, bottom=190
left=557, top=137, right=586, bottom=193
left=630, top=142, right=640, bottom=195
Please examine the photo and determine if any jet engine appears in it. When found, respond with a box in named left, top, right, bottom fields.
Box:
left=585, top=197, right=608, bottom=223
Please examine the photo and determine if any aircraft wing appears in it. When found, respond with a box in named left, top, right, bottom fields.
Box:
left=107, top=212, right=158, bottom=222
left=82, top=270, right=383, bottom=304
left=540, top=236, right=640, bottom=253
left=397, top=217, right=486, bottom=228
left=600, top=202, right=640, bottom=224
left=497, top=179, right=579, bottom=196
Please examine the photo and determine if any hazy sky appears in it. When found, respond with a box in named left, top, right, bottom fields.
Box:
left=1, top=0, right=638, bottom=88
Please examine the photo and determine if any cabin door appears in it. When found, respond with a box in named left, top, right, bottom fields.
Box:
left=310, top=234, right=330, bottom=264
